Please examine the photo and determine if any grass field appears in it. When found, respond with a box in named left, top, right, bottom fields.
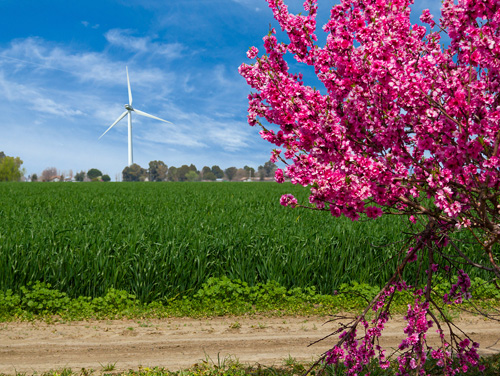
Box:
left=0, top=182, right=491, bottom=303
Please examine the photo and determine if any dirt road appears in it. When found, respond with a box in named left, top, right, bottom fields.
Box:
left=1, top=314, right=499, bottom=374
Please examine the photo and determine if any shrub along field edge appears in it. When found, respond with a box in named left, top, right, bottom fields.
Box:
left=0, top=277, right=498, bottom=321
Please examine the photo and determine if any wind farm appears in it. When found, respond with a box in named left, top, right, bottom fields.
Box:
left=99, top=67, right=172, bottom=167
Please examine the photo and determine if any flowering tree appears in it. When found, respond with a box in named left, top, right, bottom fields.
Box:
left=239, top=0, right=499, bottom=374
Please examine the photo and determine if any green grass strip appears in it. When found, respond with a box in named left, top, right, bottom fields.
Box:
left=1, top=277, right=499, bottom=321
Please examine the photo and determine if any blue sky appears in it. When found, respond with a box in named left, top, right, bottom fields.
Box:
left=0, top=0, right=441, bottom=180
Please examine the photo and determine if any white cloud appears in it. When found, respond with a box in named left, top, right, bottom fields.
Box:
left=31, top=97, right=83, bottom=117
left=105, top=29, right=184, bottom=59
left=213, top=64, right=233, bottom=88
left=0, top=72, right=83, bottom=119
left=231, top=0, right=262, bottom=11
left=236, top=0, right=305, bottom=12
left=81, top=21, right=100, bottom=29
left=207, top=122, right=250, bottom=152
left=0, top=37, right=175, bottom=89
left=105, top=29, right=149, bottom=52
left=130, top=100, right=253, bottom=154
left=182, top=74, right=194, bottom=93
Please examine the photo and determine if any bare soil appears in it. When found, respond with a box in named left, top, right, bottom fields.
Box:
left=1, top=314, right=499, bottom=375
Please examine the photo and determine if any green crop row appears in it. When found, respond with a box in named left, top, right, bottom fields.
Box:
left=0, top=182, right=492, bottom=302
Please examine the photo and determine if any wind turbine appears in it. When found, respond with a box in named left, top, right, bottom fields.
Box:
left=99, top=66, right=172, bottom=166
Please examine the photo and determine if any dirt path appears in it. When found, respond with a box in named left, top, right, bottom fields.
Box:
left=1, top=314, right=499, bottom=374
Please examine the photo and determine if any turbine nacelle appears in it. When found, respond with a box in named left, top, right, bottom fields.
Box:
left=125, top=104, right=133, bottom=111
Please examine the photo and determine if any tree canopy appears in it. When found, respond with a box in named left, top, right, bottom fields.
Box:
left=211, top=165, right=224, bottom=179
left=87, top=168, right=102, bottom=180
left=149, top=160, right=168, bottom=182
left=122, top=164, right=146, bottom=182
left=224, top=167, right=237, bottom=181
left=74, top=171, right=86, bottom=182
left=240, top=0, right=500, bottom=374
left=0, top=153, right=24, bottom=182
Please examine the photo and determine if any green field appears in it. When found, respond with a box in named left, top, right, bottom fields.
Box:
left=0, top=182, right=490, bottom=302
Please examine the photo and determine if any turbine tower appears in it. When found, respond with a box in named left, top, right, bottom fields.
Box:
left=99, top=66, right=172, bottom=166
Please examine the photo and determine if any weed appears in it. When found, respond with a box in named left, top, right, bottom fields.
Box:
left=80, top=368, right=94, bottom=376
left=100, top=362, right=117, bottom=372
left=229, top=321, right=241, bottom=329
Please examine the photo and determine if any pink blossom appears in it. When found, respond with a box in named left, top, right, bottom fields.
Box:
left=270, top=148, right=282, bottom=163
left=275, top=168, right=285, bottom=183
left=419, top=9, right=436, bottom=28
left=246, top=46, right=259, bottom=59
left=280, top=193, right=297, bottom=208
left=365, top=206, right=383, bottom=219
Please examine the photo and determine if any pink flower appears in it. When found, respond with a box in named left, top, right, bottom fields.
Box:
left=270, top=148, right=282, bottom=163
left=275, top=168, right=285, bottom=183
left=419, top=9, right=435, bottom=28
left=365, top=206, right=383, bottom=219
left=280, top=194, right=297, bottom=208
left=246, top=46, right=259, bottom=59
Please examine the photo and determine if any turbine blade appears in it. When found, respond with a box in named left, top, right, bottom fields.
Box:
left=98, top=111, right=128, bottom=139
left=133, top=108, right=173, bottom=124
left=126, top=66, right=133, bottom=106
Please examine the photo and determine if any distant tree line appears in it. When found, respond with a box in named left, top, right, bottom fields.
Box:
left=74, top=168, right=111, bottom=182
left=1, top=151, right=278, bottom=183
left=31, top=167, right=111, bottom=182
left=121, top=160, right=278, bottom=182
